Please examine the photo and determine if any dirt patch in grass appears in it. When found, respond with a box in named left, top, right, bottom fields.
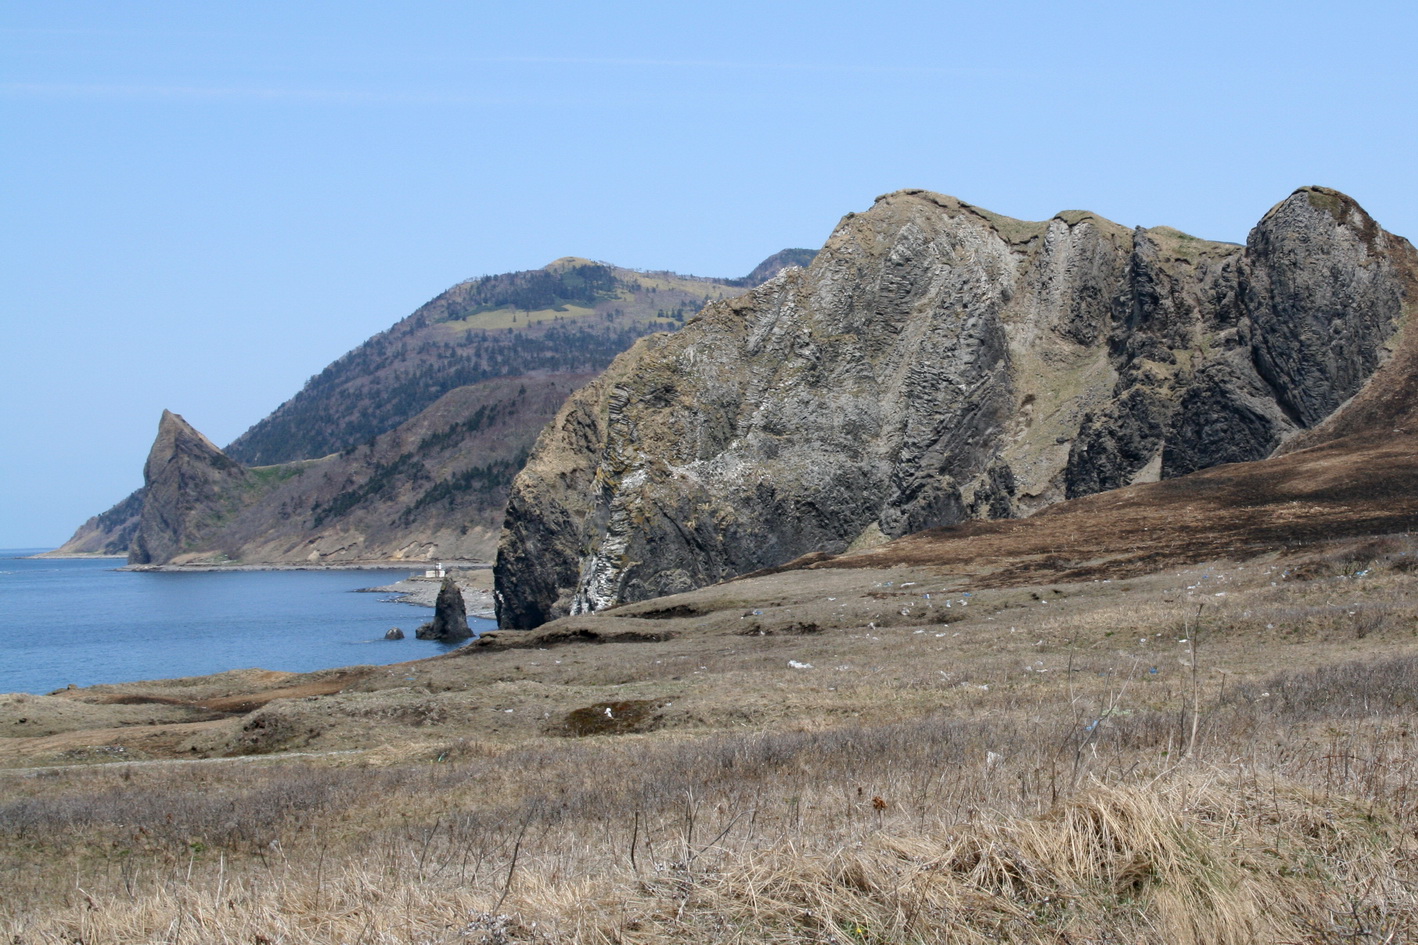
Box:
left=735, top=620, right=823, bottom=636
left=556, top=699, right=669, bottom=737
left=92, top=694, right=190, bottom=706
left=611, top=603, right=707, bottom=620
left=474, top=625, right=678, bottom=649
left=195, top=670, right=370, bottom=713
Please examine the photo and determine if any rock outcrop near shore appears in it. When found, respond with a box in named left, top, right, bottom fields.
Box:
left=495, top=187, right=1418, bottom=628
left=415, top=577, right=472, bottom=641
left=117, top=378, right=588, bottom=567
left=128, top=411, right=250, bottom=566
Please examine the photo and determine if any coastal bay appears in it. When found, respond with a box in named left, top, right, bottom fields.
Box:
left=0, top=551, right=494, bottom=695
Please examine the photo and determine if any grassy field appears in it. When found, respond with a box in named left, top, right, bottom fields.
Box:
left=4, top=534, right=1418, bottom=943
left=442, top=302, right=603, bottom=331
left=438, top=266, right=737, bottom=334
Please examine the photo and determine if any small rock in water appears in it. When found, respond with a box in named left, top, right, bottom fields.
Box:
left=385, top=627, right=405, bottom=640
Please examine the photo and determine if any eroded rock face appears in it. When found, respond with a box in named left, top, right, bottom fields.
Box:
left=128, top=411, right=250, bottom=566
left=495, top=187, right=1417, bottom=628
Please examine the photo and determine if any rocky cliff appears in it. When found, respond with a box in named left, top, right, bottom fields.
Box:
left=128, top=411, right=251, bottom=565
left=495, top=187, right=1417, bottom=628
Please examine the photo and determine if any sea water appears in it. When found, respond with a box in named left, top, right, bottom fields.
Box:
left=0, top=550, right=495, bottom=694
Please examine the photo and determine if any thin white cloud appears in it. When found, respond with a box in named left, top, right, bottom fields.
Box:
left=475, top=55, right=1009, bottom=77
left=0, top=53, right=1012, bottom=105
left=0, top=82, right=485, bottom=105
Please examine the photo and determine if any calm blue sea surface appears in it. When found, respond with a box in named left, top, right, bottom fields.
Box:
left=0, top=550, right=494, bottom=694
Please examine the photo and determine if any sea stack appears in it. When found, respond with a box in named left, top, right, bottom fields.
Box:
left=416, top=577, right=472, bottom=641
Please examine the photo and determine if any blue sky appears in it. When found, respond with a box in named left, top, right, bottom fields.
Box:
left=3, top=1, right=1415, bottom=547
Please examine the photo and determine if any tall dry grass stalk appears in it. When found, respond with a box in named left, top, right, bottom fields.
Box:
left=612, top=773, right=1409, bottom=944
left=5, top=766, right=1411, bottom=943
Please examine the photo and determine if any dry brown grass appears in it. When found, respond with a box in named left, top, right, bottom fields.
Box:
left=6, top=656, right=1418, bottom=943
left=6, top=541, right=1418, bottom=942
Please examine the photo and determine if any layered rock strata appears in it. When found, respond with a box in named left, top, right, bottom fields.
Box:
left=495, top=187, right=1416, bottom=628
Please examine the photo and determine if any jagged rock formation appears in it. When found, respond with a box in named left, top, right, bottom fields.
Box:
left=415, top=578, right=471, bottom=641
left=128, top=411, right=251, bottom=566
left=495, top=187, right=1417, bottom=628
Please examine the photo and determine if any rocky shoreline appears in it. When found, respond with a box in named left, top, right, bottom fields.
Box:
left=119, top=560, right=483, bottom=573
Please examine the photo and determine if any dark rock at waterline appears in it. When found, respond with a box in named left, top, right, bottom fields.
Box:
left=415, top=578, right=471, bottom=641
left=385, top=627, right=405, bottom=640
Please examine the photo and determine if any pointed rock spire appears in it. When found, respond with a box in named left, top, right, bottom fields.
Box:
left=416, top=577, right=472, bottom=641
left=128, top=410, right=248, bottom=565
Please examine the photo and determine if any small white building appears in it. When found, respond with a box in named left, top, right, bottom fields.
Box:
left=424, top=562, right=446, bottom=578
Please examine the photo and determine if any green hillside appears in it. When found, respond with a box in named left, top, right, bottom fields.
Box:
left=224, top=255, right=803, bottom=466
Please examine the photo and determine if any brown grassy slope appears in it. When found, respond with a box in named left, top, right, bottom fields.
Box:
left=772, top=425, right=1418, bottom=590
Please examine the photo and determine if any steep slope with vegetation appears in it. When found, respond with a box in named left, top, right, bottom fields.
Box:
left=54, top=252, right=816, bottom=562
left=225, top=258, right=776, bottom=466
left=52, top=489, right=143, bottom=556
left=109, top=375, right=590, bottom=566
